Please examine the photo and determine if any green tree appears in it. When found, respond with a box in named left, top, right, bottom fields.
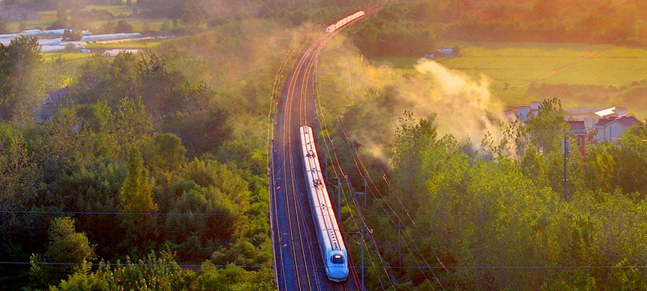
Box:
left=52, top=249, right=194, bottom=290
left=0, top=123, right=41, bottom=266
left=115, top=20, right=134, bottom=33
left=520, top=144, right=550, bottom=188
left=49, top=261, right=109, bottom=291
left=113, top=96, right=154, bottom=148
left=30, top=217, right=96, bottom=287
left=584, top=141, right=618, bottom=193
left=120, top=147, right=157, bottom=214
left=48, top=7, right=68, bottom=30
left=119, top=146, right=157, bottom=248
left=73, top=55, right=111, bottom=103
left=0, top=123, right=40, bottom=211
left=392, top=111, right=441, bottom=211
left=147, top=133, right=186, bottom=171
left=616, top=125, right=647, bottom=194
left=62, top=29, right=83, bottom=41
left=181, top=6, right=206, bottom=28
left=0, top=36, right=44, bottom=124
left=524, top=98, right=568, bottom=154
left=99, top=20, right=115, bottom=34
left=160, top=20, right=171, bottom=32
left=194, top=261, right=274, bottom=291
left=107, top=53, right=140, bottom=103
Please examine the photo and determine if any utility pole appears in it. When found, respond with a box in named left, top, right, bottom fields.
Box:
left=351, top=176, right=367, bottom=208
left=562, top=132, right=569, bottom=201
left=337, top=177, right=342, bottom=224
left=397, top=206, right=403, bottom=266
left=361, top=225, right=365, bottom=291
left=324, top=150, right=328, bottom=181
left=363, top=178, right=367, bottom=208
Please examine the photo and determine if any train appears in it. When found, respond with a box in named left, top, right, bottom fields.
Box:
left=326, top=10, right=365, bottom=33
left=299, top=126, right=349, bottom=282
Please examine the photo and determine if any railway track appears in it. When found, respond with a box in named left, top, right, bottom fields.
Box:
left=270, top=6, right=383, bottom=290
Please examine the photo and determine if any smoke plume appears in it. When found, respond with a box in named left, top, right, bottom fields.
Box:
left=409, top=58, right=504, bottom=144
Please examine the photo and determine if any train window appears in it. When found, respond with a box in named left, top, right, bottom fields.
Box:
left=331, top=255, right=344, bottom=264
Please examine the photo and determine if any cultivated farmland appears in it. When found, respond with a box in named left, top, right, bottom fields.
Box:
left=369, top=42, right=647, bottom=118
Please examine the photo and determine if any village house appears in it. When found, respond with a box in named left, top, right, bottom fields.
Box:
left=592, top=115, right=642, bottom=144
left=567, top=120, right=587, bottom=156
left=504, top=102, right=643, bottom=154
left=564, top=106, right=627, bottom=129
left=35, top=87, right=69, bottom=123
left=503, top=101, right=541, bottom=121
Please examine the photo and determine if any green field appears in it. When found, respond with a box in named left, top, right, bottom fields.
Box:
left=369, top=42, right=647, bottom=118
left=83, top=38, right=167, bottom=49
left=6, top=4, right=154, bottom=32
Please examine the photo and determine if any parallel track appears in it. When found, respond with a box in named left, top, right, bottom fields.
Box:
left=271, top=7, right=383, bottom=290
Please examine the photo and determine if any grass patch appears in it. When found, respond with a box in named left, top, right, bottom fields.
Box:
left=436, top=41, right=647, bottom=88
left=82, top=5, right=136, bottom=17
left=83, top=38, right=166, bottom=49
left=42, top=52, right=96, bottom=61
left=4, top=6, right=157, bottom=33
left=6, top=10, right=57, bottom=31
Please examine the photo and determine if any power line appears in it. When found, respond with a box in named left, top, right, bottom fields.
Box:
left=7, top=261, right=647, bottom=270
left=0, top=210, right=263, bottom=216
left=2, top=210, right=644, bottom=218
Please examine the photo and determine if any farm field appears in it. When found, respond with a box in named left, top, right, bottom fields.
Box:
left=442, top=42, right=647, bottom=87
left=369, top=42, right=647, bottom=118
left=5, top=4, right=155, bottom=33
left=83, top=38, right=166, bottom=49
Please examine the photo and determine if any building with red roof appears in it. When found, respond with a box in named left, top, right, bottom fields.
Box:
left=568, top=120, right=587, bottom=155
left=592, top=115, right=643, bottom=144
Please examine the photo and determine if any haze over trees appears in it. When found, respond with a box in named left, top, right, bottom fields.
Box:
left=315, top=1, right=647, bottom=288
left=2, top=0, right=647, bottom=290
left=350, top=0, right=647, bottom=58
left=0, top=1, right=341, bottom=287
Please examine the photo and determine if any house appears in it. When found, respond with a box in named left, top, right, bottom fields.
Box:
left=436, top=48, right=455, bottom=57
left=35, top=87, right=69, bottom=123
left=592, top=115, right=642, bottom=144
left=504, top=101, right=541, bottom=121
left=567, top=120, right=587, bottom=156
left=564, top=106, right=627, bottom=129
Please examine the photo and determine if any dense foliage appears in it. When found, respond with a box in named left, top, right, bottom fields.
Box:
left=443, top=0, right=647, bottom=45
left=0, top=11, right=311, bottom=288
left=350, top=0, right=647, bottom=58
left=319, top=67, right=647, bottom=289
left=351, top=1, right=441, bottom=57
left=317, top=16, right=647, bottom=287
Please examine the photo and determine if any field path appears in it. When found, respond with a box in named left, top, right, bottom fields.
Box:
left=532, top=51, right=599, bottom=82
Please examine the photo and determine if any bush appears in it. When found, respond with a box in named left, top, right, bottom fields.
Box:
left=62, top=29, right=83, bottom=41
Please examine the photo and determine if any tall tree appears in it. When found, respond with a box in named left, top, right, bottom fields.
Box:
left=616, top=125, right=647, bottom=195
left=119, top=146, right=157, bottom=247
left=120, top=147, right=157, bottom=214
left=0, top=123, right=41, bottom=263
left=30, top=217, right=96, bottom=287
left=0, top=36, right=44, bottom=124
left=524, top=98, right=568, bottom=154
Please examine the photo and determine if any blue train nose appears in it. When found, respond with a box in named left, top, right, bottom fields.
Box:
left=329, top=270, right=349, bottom=281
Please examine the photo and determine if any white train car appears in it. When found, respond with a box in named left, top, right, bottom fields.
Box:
left=300, top=126, right=349, bottom=282
left=326, top=10, right=366, bottom=33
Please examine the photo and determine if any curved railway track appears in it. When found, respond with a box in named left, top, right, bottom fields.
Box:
left=270, top=5, right=384, bottom=290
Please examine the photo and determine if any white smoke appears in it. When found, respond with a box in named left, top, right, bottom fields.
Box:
left=409, top=58, right=504, bottom=145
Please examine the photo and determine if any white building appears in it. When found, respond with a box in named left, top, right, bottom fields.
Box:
left=592, top=115, right=642, bottom=144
